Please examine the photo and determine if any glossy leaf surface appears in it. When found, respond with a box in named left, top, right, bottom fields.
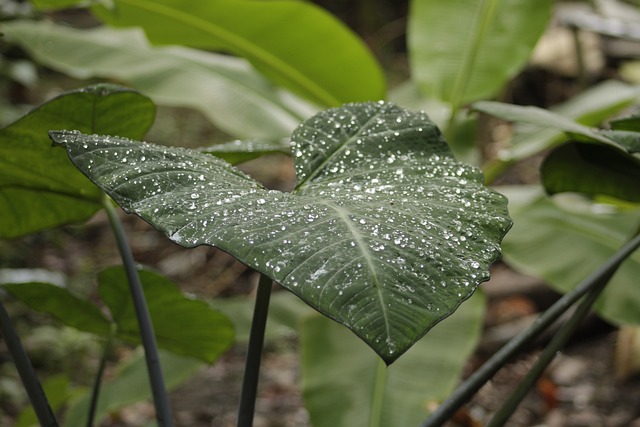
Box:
left=541, top=142, right=640, bottom=202
left=408, top=0, right=551, bottom=106
left=91, top=0, right=386, bottom=106
left=1, top=21, right=311, bottom=140
left=52, top=102, right=511, bottom=362
left=301, top=292, right=486, bottom=427
left=502, top=187, right=640, bottom=325
left=0, top=84, right=155, bottom=238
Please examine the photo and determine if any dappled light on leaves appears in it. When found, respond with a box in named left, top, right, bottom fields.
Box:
left=50, top=101, right=511, bottom=363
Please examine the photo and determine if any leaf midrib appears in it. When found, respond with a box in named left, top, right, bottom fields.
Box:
left=113, top=0, right=340, bottom=107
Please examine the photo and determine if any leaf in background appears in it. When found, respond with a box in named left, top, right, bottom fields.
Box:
left=611, top=112, right=640, bottom=132
left=408, top=0, right=551, bottom=107
left=51, top=102, right=511, bottom=363
left=501, top=186, right=640, bottom=326
left=30, top=0, right=85, bottom=9
left=541, top=142, right=640, bottom=202
left=0, top=84, right=155, bottom=238
left=91, top=0, right=386, bottom=106
left=301, top=292, right=486, bottom=427
left=598, top=130, right=640, bottom=154
left=477, top=80, right=640, bottom=162
left=1, top=282, right=111, bottom=336
left=200, top=139, right=290, bottom=165
left=98, top=266, right=234, bottom=363
left=1, top=20, right=312, bottom=140
left=63, top=350, right=202, bottom=427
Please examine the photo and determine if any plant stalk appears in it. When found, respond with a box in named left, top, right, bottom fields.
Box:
left=487, top=270, right=610, bottom=427
left=420, top=232, right=640, bottom=427
left=237, top=273, right=272, bottom=427
left=103, top=196, right=173, bottom=427
left=0, top=298, right=59, bottom=427
left=86, top=329, right=115, bottom=427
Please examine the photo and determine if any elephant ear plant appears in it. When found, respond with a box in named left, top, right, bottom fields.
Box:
left=50, top=101, right=512, bottom=425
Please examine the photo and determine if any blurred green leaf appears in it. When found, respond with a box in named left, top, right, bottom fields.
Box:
left=408, top=0, right=551, bottom=107
left=301, top=292, right=486, bottom=427
left=1, top=21, right=313, bottom=140
left=92, top=0, right=386, bottom=106
left=0, top=84, right=155, bottom=238
left=201, top=139, right=290, bottom=165
left=63, top=350, right=202, bottom=427
left=98, top=266, right=235, bottom=363
left=541, top=142, right=640, bottom=202
left=501, top=186, right=640, bottom=326
left=2, top=282, right=111, bottom=336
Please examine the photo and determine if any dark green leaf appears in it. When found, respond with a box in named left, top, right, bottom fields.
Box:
left=98, top=266, right=234, bottom=363
left=542, top=142, right=640, bottom=202
left=0, top=84, right=155, bottom=238
left=52, top=102, right=511, bottom=363
left=91, top=0, right=386, bottom=106
left=610, top=112, right=640, bottom=132
left=1, top=282, right=111, bottom=336
left=598, top=130, right=640, bottom=154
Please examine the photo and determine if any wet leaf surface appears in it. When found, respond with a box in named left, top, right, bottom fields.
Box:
left=50, top=102, right=511, bottom=363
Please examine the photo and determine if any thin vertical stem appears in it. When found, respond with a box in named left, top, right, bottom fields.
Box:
left=0, top=298, right=59, bottom=427
left=420, top=232, right=640, bottom=427
left=103, top=196, right=173, bottom=427
left=86, top=330, right=115, bottom=427
left=369, top=358, right=388, bottom=427
left=237, top=274, right=272, bottom=427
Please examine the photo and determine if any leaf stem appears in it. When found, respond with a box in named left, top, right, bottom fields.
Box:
left=419, top=231, right=640, bottom=427
left=0, top=298, right=59, bottom=427
left=86, top=328, right=115, bottom=427
left=237, top=273, right=272, bottom=427
left=369, top=358, right=388, bottom=427
left=486, top=270, right=610, bottom=427
left=103, top=195, right=174, bottom=427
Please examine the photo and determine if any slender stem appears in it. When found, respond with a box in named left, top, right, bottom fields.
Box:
left=0, top=298, right=59, bottom=427
left=487, top=271, right=610, bottom=427
left=237, top=274, right=272, bottom=427
left=103, top=196, right=173, bottom=427
left=86, top=329, right=115, bottom=427
left=369, top=358, right=388, bottom=427
left=419, top=232, right=640, bottom=427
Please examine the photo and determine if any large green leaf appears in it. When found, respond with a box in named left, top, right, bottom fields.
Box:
left=1, top=20, right=312, bottom=140
left=63, top=350, right=202, bottom=427
left=51, top=102, right=511, bottom=363
left=0, top=84, right=155, bottom=238
left=408, top=0, right=551, bottom=107
left=501, top=186, right=640, bottom=325
left=301, top=291, right=486, bottom=427
left=91, top=0, right=386, bottom=106
left=541, top=142, right=640, bottom=202
left=98, top=266, right=235, bottom=363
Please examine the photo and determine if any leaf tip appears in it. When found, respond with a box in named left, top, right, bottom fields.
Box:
left=48, top=129, right=80, bottom=147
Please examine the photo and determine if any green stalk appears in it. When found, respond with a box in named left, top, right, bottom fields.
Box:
left=103, top=196, right=173, bottom=427
left=0, top=298, right=59, bottom=427
left=420, top=231, right=640, bottom=427
left=237, top=273, right=272, bottom=427
left=487, top=272, right=609, bottom=427
left=86, top=329, right=115, bottom=427
left=369, top=358, right=388, bottom=427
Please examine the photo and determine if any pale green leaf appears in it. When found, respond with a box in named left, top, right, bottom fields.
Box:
left=408, top=0, right=551, bottom=107
left=301, top=291, right=486, bottom=427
